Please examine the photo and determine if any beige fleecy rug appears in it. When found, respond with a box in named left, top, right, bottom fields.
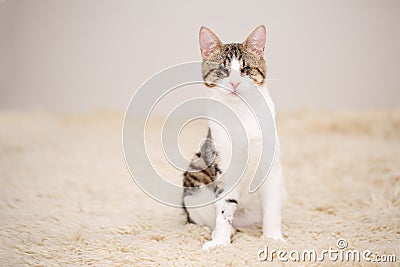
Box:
left=0, top=110, right=399, bottom=266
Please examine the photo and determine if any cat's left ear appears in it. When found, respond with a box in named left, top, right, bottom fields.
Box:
left=244, top=25, right=266, bottom=58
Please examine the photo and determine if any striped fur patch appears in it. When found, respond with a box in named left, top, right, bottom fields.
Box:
left=182, top=128, right=222, bottom=223
left=202, top=43, right=266, bottom=87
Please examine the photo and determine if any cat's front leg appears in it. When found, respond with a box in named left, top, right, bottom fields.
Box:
left=202, top=191, right=239, bottom=250
left=260, top=160, right=284, bottom=241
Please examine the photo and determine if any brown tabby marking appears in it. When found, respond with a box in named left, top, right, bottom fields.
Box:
left=182, top=129, right=222, bottom=223
left=182, top=152, right=220, bottom=188
left=202, top=43, right=266, bottom=87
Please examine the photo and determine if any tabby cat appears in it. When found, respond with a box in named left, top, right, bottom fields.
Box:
left=182, top=25, right=284, bottom=249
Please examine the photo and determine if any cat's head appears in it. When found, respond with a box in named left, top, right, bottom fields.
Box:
left=199, top=25, right=266, bottom=97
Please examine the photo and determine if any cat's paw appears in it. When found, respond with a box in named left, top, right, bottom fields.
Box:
left=202, top=238, right=230, bottom=250
left=262, top=233, right=285, bottom=242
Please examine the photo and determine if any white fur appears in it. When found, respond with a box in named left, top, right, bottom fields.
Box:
left=185, top=58, right=284, bottom=249
left=230, top=59, right=240, bottom=71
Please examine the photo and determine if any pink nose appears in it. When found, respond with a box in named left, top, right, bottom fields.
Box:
left=230, top=81, right=240, bottom=91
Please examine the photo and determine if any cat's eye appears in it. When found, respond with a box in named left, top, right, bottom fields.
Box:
left=217, top=67, right=229, bottom=78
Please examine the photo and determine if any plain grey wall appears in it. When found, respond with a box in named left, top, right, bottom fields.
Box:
left=1, top=0, right=399, bottom=112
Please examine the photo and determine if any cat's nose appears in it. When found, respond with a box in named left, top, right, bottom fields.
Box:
left=230, top=81, right=240, bottom=91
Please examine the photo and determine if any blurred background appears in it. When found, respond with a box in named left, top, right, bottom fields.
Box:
left=0, top=0, right=399, bottom=112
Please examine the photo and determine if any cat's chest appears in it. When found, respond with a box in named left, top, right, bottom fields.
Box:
left=208, top=111, right=263, bottom=175
left=207, top=89, right=275, bottom=172
left=209, top=100, right=263, bottom=143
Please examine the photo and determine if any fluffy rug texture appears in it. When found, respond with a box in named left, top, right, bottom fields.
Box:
left=0, top=110, right=399, bottom=266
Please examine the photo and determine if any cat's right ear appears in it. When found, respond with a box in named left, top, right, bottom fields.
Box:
left=199, top=26, right=222, bottom=59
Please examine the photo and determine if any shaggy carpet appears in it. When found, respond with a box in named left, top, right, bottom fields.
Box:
left=0, top=110, right=399, bottom=266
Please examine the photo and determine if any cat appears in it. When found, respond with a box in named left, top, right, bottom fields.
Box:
left=182, top=25, right=284, bottom=250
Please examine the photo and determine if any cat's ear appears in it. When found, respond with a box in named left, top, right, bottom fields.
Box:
left=244, top=25, right=266, bottom=57
left=199, top=26, right=222, bottom=59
